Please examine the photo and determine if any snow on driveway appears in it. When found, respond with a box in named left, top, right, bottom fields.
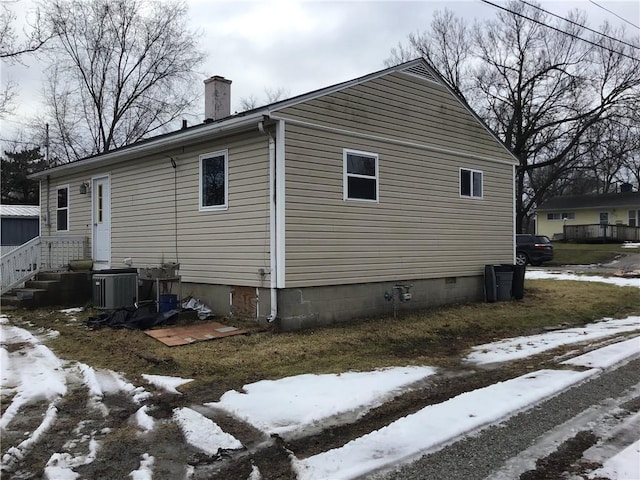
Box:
left=292, top=369, right=598, bottom=480
left=588, top=439, right=640, bottom=479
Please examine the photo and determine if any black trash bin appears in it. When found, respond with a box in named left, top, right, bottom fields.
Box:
left=486, top=264, right=525, bottom=302
left=494, top=265, right=514, bottom=301
left=510, top=264, right=526, bottom=300
left=484, top=265, right=497, bottom=302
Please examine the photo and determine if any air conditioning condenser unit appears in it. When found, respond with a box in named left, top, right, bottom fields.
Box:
left=93, top=271, right=138, bottom=309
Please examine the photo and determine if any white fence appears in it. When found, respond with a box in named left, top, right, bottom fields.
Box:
left=1, top=236, right=89, bottom=295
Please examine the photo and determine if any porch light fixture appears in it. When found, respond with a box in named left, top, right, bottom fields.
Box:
left=79, top=181, right=90, bottom=194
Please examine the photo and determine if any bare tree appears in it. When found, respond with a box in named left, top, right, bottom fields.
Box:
left=0, top=3, right=52, bottom=117
left=238, top=86, right=289, bottom=112
left=387, top=2, right=640, bottom=232
left=39, top=0, right=206, bottom=161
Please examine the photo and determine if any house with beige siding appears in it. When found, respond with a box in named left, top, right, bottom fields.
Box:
left=29, top=59, right=517, bottom=329
left=536, top=188, right=640, bottom=242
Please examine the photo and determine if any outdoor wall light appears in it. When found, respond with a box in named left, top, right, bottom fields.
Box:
left=79, top=181, right=90, bottom=194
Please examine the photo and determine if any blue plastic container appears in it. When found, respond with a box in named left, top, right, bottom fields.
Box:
left=159, top=294, right=178, bottom=312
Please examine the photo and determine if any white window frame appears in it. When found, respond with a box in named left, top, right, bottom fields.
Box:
left=343, top=149, right=379, bottom=203
left=199, top=149, right=229, bottom=211
left=629, top=210, right=638, bottom=227
left=56, top=184, right=69, bottom=232
left=459, top=168, right=483, bottom=199
left=547, top=212, right=575, bottom=221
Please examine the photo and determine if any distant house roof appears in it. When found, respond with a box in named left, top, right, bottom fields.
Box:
left=0, top=205, right=40, bottom=218
left=537, top=192, right=640, bottom=211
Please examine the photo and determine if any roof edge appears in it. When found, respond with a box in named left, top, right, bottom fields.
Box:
left=29, top=111, right=266, bottom=180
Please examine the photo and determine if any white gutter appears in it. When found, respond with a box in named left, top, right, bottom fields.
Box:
left=29, top=112, right=266, bottom=180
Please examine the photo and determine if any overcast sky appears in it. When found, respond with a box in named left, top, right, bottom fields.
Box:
left=1, top=0, right=639, bottom=147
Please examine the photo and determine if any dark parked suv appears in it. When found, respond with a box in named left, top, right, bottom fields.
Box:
left=516, top=234, right=554, bottom=266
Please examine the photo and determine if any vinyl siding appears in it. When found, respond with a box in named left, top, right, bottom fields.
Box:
left=276, top=72, right=514, bottom=162
left=40, top=131, right=271, bottom=286
left=279, top=73, right=515, bottom=287
left=40, top=174, right=93, bottom=241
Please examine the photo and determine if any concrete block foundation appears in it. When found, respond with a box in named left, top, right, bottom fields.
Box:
left=179, top=276, right=483, bottom=330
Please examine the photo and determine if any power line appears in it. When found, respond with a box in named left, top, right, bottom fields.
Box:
left=519, top=0, right=639, bottom=51
left=589, top=0, right=640, bottom=31
left=479, top=0, right=640, bottom=62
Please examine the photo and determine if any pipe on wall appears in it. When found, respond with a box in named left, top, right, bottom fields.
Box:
left=258, top=120, right=278, bottom=322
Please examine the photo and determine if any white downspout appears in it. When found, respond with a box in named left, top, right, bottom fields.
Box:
left=259, top=120, right=278, bottom=322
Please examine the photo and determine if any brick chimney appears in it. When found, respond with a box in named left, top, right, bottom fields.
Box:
left=204, top=76, right=232, bottom=122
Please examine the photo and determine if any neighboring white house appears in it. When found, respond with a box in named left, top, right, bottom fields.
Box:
left=30, top=59, right=517, bottom=329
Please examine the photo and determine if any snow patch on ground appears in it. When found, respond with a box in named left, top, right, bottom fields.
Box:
left=141, top=374, right=193, bottom=394
left=129, top=453, right=155, bottom=480
left=135, top=406, right=155, bottom=432
left=172, top=407, right=243, bottom=455
left=621, top=242, right=640, bottom=249
left=526, top=270, right=640, bottom=288
left=465, top=317, right=640, bottom=365
left=1, top=331, right=67, bottom=430
left=208, top=366, right=437, bottom=438
left=59, top=308, right=84, bottom=314
left=91, top=369, right=150, bottom=403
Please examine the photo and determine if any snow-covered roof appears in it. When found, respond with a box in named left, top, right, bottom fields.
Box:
left=0, top=205, right=40, bottom=217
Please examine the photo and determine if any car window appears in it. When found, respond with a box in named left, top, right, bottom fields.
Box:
left=517, top=235, right=532, bottom=244
left=534, top=236, right=551, bottom=244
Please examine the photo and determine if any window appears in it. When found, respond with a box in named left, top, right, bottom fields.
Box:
left=56, top=186, right=69, bottom=231
left=547, top=212, right=575, bottom=221
left=629, top=210, right=639, bottom=227
left=344, top=149, right=378, bottom=202
left=199, top=150, right=228, bottom=210
left=460, top=168, right=483, bottom=198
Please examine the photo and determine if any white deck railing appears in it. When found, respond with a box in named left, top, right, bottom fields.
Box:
left=1, top=235, right=89, bottom=295
left=1, top=237, right=41, bottom=294
left=41, top=235, right=89, bottom=270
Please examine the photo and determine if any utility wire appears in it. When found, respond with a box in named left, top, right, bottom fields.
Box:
left=519, top=0, right=639, bottom=51
left=479, top=0, right=640, bottom=62
left=589, top=0, right=640, bottom=31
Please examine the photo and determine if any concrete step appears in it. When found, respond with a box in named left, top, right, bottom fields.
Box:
left=0, top=295, right=22, bottom=308
left=3, top=288, right=49, bottom=308
left=24, top=279, right=61, bottom=290
left=37, top=272, right=66, bottom=281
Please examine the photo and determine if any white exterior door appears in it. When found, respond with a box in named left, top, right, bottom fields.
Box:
left=93, top=176, right=111, bottom=269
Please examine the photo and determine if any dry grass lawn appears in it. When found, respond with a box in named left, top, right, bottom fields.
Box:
left=9, top=279, right=640, bottom=399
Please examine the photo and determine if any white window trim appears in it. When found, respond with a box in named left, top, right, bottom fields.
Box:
left=547, top=212, right=575, bottom=221
left=343, top=148, right=379, bottom=203
left=199, top=149, right=229, bottom=211
left=459, top=168, right=483, bottom=199
left=56, top=184, right=70, bottom=232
